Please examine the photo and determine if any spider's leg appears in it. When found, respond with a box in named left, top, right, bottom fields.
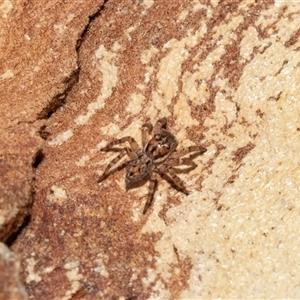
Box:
left=168, top=157, right=198, bottom=168
left=153, top=117, right=167, bottom=135
left=165, top=145, right=206, bottom=170
left=98, top=148, right=133, bottom=182
left=174, top=145, right=207, bottom=158
left=157, top=165, right=189, bottom=195
left=141, top=121, right=153, bottom=148
left=143, top=173, right=158, bottom=214
left=101, top=136, right=141, bottom=153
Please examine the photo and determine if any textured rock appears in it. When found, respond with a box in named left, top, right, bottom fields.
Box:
left=4, top=0, right=300, bottom=299
left=0, top=0, right=104, bottom=299
left=0, top=152, right=32, bottom=242
left=0, top=243, right=28, bottom=300
left=0, top=0, right=104, bottom=240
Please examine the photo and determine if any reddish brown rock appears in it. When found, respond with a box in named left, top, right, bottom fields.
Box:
left=0, top=0, right=104, bottom=299
left=0, top=243, right=28, bottom=300
left=0, top=151, right=32, bottom=242
left=3, top=0, right=300, bottom=299
left=0, top=0, right=104, bottom=241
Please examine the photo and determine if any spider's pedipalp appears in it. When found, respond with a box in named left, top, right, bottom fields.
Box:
left=153, top=117, right=167, bottom=135
left=141, top=121, right=153, bottom=148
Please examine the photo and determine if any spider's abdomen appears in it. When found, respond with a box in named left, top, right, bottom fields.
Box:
left=125, top=154, right=152, bottom=184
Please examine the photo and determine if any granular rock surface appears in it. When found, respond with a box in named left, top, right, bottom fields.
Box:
left=0, top=1, right=103, bottom=299
left=2, top=0, right=300, bottom=299
left=0, top=243, right=27, bottom=300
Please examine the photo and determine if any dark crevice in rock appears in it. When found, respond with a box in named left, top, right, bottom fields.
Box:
left=6, top=4, right=111, bottom=250
left=4, top=0, right=110, bottom=255
left=37, top=68, right=80, bottom=120
left=32, top=148, right=45, bottom=168
left=76, top=0, right=109, bottom=50
left=38, top=124, right=50, bottom=140
left=5, top=215, right=31, bottom=247
left=36, top=0, right=109, bottom=124
left=24, top=3, right=110, bottom=240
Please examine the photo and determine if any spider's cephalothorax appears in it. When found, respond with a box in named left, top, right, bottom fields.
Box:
left=98, top=117, right=206, bottom=214
left=145, top=129, right=178, bottom=161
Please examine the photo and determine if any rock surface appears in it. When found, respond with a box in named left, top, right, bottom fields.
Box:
left=0, top=152, right=32, bottom=242
left=0, top=243, right=28, bottom=300
left=0, top=0, right=104, bottom=299
left=1, top=0, right=300, bottom=299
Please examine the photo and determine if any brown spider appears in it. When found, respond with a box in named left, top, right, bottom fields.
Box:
left=98, top=118, right=206, bottom=214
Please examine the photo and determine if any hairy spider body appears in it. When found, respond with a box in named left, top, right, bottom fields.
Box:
left=98, top=118, right=206, bottom=214
left=126, top=153, right=152, bottom=183
left=145, top=129, right=178, bottom=160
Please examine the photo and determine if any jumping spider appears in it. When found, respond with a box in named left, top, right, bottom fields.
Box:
left=98, top=118, right=206, bottom=214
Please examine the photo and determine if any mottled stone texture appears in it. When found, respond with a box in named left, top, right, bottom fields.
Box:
left=2, top=0, right=300, bottom=299
left=0, top=0, right=104, bottom=299
left=0, top=153, right=32, bottom=242
left=0, top=243, right=28, bottom=300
